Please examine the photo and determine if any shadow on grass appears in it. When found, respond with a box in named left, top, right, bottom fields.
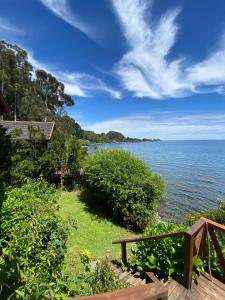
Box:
left=78, top=187, right=127, bottom=229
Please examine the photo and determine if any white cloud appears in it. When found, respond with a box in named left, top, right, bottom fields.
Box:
left=112, top=0, right=225, bottom=100
left=28, top=52, right=121, bottom=99
left=40, top=0, right=97, bottom=40
left=0, top=17, right=24, bottom=35
left=59, top=72, right=121, bottom=99
left=83, top=113, right=225, bottom=140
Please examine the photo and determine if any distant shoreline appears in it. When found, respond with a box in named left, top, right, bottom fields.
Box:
left=88, top=139, right=161, bottom=146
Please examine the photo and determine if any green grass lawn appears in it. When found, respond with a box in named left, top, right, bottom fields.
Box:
left=58, top=191, right=138, bottom=278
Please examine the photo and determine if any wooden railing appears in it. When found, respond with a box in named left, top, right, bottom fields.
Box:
left=76, top=272, right=168, bottom=300
left=113, top=217, right=225, bottom=289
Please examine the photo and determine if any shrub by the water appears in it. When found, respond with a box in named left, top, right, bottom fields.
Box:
left=0, top=179, right=70, bottom=299
left=129, top=222, right=186, bottom=282
left=187, top=200, right=225, bottom=225
left=83, top=149, right=166, bottom=231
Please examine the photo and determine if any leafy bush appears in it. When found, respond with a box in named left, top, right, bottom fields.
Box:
left=187, top=200, right=225, bottom=225
left=83, top=149, right=166, bottom=231
left=0, top=179, right=71, bottom=299
left=129, top=222, right=186, bottom=281
left=73, top=252, right=127, bottom=297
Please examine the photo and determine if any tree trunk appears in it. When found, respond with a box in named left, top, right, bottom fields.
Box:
left=60, top=172, right=63, bottom=193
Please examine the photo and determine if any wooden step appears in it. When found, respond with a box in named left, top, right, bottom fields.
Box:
left=109, top=260, right=145, bottom=287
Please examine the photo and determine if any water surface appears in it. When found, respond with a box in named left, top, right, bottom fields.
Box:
left=89, top=140, right=225, bottom=222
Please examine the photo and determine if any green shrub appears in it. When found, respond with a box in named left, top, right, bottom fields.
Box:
left=83, top=149, right=166, bottom=231
left=0, top=179, right=71, bottom=299
left=187, top=200, right=225, bottom=225
left=129, top=222, right=186, bottom=282
left=72, top=253, right=127, bottom=297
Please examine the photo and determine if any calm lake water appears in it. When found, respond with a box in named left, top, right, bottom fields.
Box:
left=89, top=140, right=225, bottom=222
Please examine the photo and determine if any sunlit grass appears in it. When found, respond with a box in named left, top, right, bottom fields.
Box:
left=58, top=191, right=138, bottom=278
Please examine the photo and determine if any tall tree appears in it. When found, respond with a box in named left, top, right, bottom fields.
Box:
left=0, top=41, right=74, bottom=121
left=35, top=70, right=74, bottom=121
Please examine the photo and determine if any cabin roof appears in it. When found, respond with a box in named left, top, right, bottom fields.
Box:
left=0, top=121, right=55, bottom=140
left=0, top=91, right=10, bottom=115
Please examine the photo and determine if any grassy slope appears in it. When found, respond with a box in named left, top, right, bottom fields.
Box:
left=58, top=191, right=138, bottom=277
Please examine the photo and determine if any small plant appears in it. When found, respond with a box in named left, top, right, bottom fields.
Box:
left=81, top=249, right=93, bottom=271
left=72, top=256, right=128, bottom=297
left=129, top=222, right=186, bottom=282
left=83, top=149, right=166, bottom=231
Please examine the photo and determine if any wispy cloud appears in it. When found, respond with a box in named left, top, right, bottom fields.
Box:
left=40, top=0, right=97, bottom=40
left=0, top=17, right=24, bottom=35
left=84, top=112, right=225, bottom=140
left=28, top=52, right=121, bottom=99
left=59, top=72, right=121, bottom=99
left=112, top=0, right=225, bottom=100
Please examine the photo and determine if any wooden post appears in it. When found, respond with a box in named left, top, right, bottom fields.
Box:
left=121, top=242, right=127, bottom=265
left=208, top=226, right=225, bottom=281
left=183, top=232, right=194, bottom=289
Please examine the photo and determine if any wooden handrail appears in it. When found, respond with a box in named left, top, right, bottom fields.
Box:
left=201, top=217, right=225, bottom=232
left=112, top=232, right=184, bottom=266
left=112, top=218, right=225, bottom=290
left=185, top=218, right=206, bottom=236
left=112, top=231, right=185, bottom=244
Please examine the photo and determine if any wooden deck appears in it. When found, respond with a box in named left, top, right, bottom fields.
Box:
left=167, top=273, right=225, bottom=300
left=110, top=261, right=225, bottom=299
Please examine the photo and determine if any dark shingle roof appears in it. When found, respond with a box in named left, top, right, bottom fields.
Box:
left=0, top=91, right=10, bottom=115
left=0, top=121, right=55, bottom=140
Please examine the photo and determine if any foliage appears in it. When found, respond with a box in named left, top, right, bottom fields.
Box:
left=129, top=222, right=186, bottom=281
left=10, top=126, right=47, bottom=185
left=0, top=40, right=73, bottom=121
left=0, top=179, right=72, bottom=299
left=42, top=130, right=86, bottom=189
left=106, top=131, right=124, bottom=141
left=0, top=125, right=11, bottom=183
left=82, top=130, right=160, bottom=144
left=1, top=123, right=86, bottom=188
left=72, top=254, right=127, bottom=297
left=83, top=149, right=166, bottom=231
left=187, top=200, right=225, bottom=225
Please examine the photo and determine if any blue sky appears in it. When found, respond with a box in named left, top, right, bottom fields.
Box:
left=1, top=0, right=225, bottom=140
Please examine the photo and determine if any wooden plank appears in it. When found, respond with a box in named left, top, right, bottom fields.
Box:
left=202, top=272, right=225, bottom=292
left=197, top=275, right=225, bottom=299
left=166, top=279, right=179, bottom=296
left=208, top=226, right=225, bottom=281
left=186, top=282, right=211, bottom=300
left=186, top=219, right=206, bottom=237
left=194, top=226, right=205, bottom=258
left=183, top=232, right=194, bottom=289
left=146, top=272, right=159, bottom=283
left=121, top=242, right=127, bottom=265
left=113, top=231, right=184, bottom=244
left=169, top=283, right=186, bottom=300
left=201, top=217, right=225, bottom=233
left=76, top=281, right=168, bottom=300
left=198, top=226, right=206, bottom=259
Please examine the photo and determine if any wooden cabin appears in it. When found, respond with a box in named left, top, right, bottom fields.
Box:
left=0, top=121, right=55, bottom=143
